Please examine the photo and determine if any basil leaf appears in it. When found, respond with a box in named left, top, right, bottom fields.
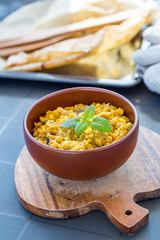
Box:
left=90, top=117, right=112, bottom=132
left=75, top=122, right=89, bottom=136
left=61, top=117, right=82, bottom=129
left=82, top=105, right=96, bottom=122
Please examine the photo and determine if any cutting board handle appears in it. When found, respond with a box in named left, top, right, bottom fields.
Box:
left=99, top=193, right=149, bottom=235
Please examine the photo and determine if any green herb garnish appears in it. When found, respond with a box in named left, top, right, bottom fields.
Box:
left=61, top=105, right=112, bottom=136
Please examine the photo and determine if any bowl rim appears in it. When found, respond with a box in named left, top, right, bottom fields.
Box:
left=23, top=87, right=139, bottom=154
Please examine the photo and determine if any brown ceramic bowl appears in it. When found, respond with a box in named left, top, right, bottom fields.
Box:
left=23, top=87, right=139, bottom=180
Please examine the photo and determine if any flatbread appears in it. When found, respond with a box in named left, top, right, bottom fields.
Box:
left=0, top=0, right=158, bottom=41
left=4, top=28, right=105, bottom=71
left=0, top=0, right=159, bottom=75
left=48, top=34, right=142, bottom=79
left=3, top=11, right=148, bottom=73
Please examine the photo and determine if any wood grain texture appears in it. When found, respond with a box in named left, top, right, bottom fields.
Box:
left=15, top=126, right=160, bottom=235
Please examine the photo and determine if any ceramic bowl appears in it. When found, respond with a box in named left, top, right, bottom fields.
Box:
left=23, top=87, right=139, bottom=180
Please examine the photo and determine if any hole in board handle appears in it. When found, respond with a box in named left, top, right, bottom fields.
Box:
left=125, top=210, right=133, bottom=215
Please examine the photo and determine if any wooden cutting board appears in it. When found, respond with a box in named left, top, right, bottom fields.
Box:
left=15, top=126, right=160, bottom=235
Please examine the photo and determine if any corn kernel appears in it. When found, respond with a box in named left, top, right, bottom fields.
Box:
left=117, top=108, right=124, bottom=115
left=95, top=138, right=103, bottom=147
left=49, top=114, right=55, bottom=120
left=85, top=127, right=93, bottom=134
left=46, top=110, right=52, bottom=114
left=111, top=117, right=118, bottom=125
left=52, top=109, right=59, bottom=118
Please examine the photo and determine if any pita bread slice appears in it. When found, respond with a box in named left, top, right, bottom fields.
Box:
left=0, top=0, right=137, bottom=41
left=4, top=28, right=105, bottom=71
left=1, top=0, right=158, bottom=42
left=48, top=34, right=142, bottom=79
left=3, top=53, right=89, bottom=72
left=0, top=0, right=126, bottom=42
left=97, top=10, right=149, bottom=53
left=53, top=11, right=148, bottom=79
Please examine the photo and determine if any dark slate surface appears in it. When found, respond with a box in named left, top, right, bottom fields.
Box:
left=0, top=1, right=160, bottom=240
left=0, top=0, right=44, bottom=21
